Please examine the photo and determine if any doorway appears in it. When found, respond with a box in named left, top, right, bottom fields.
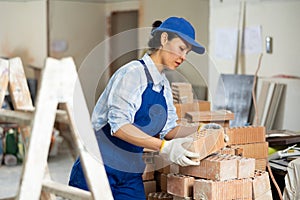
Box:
left=109, top=10, right=138, bottom=76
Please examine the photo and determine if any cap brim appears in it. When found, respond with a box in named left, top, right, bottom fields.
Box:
left=152, top=28, right=205, bottom=54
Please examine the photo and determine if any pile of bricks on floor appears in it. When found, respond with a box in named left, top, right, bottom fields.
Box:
left=142, top=126, right=272, bottom=200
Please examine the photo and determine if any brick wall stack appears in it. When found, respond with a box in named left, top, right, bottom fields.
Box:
left=141, top=87, right=271, bottom=200
left=225, top=126, right=268, bottom=171
left=142, top=125, right=272, bottom=199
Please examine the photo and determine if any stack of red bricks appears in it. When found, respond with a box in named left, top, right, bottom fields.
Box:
left=225, top=126, right=269, bottom=171
left=142, top=126, right=272, bottom=200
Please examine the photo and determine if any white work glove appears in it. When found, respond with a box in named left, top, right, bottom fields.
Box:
left=199, top=123, right=222, bottom=131
left=198, top=123, right=229, bottom=143
left=160, top=137, right=200, bottom=167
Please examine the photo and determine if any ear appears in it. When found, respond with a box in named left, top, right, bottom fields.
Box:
left=160, top=32, right=168, bottom=46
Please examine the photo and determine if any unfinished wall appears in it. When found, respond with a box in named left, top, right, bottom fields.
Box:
left=0, top=0, right=47, bottom=78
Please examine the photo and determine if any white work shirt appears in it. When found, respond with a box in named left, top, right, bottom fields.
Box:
left=91, top=53, right=178, bottom=139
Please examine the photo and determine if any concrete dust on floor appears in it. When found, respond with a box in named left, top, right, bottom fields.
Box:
left=0, top=140, right=75, bottom=199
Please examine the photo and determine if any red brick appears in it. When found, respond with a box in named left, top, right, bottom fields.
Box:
left=217, top=147, right=235, bottom=155
left=143, top=163, right=155, bottom=181
left=172, top=196, right=192, bottom=200
left=230, top=142, right=269, bottom=159
left=255, top=158, right=267, bottom=171
left=160, top=173, right=167, bottom=192
left=217, top=146, right=243, bottom=156
left=154, top=155, right=172, bottom=173
left=148, top=192, right=172, bottom=200
left=179, top=154, right=237, bottom=181
left=184, top=129, right=226, bottom=161
left=193, top=178, right=252, bottom=200
left=255, top=190, right=273, bottom=200
left=167, top=174, right=194, bottom=197
left=144, top=180, right=156, bottom=197
left=225, top=126, right=266, bottom=145
left=236, top=156, right=255, bottom=179
left=252, top=170, right=272, bottom=199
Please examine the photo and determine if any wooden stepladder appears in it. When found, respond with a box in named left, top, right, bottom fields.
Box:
left=0, top=58, right=9, bottom=106
left=16, top=57, right=113, bottom=200
left=0, top=57, right=34, bottom=112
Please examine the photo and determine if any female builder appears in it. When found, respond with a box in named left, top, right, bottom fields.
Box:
left=69, top=16, right=206, bottom=199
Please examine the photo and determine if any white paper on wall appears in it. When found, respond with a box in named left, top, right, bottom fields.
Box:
left=214, top=28, right=238, bottom=60
left=242, top=25, right=262, bottom=55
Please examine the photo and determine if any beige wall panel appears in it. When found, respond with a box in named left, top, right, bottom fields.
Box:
left=0, top=1, right=47, bottom=78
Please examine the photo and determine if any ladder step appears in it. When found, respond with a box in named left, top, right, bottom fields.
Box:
left=42, top=180, right=93, bottom=200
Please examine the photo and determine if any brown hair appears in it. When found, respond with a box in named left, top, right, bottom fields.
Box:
left=147, top=20, right=178, bottom=53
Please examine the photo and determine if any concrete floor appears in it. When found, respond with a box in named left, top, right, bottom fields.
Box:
left=0, top=139, right=75, bottom=199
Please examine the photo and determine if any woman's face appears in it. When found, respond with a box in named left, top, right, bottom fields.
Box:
left=160, top=34, right=192, bottom=70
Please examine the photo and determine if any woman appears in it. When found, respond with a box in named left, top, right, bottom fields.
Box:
left=69, top=16, right=205, bottom=199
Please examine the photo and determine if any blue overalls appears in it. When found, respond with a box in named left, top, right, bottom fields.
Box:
left=69, top=60, right=168, bottom=200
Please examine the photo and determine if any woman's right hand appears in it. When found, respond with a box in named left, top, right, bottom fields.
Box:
left=159, top=137, right=200, bottom=167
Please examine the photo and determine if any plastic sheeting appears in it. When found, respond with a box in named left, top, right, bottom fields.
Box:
left=283, top=158, right=300, bottom=200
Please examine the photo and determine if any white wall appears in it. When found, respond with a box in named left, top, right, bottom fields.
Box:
left=209, top=0, right=300, bottom=76
left=0, top=0, right=47, bottom=78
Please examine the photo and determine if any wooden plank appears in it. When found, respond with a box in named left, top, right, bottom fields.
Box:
left=185, top=110, right=234, bottom=122
left=8, top=58, right=34, bottom=111
left=254, top=81, right=270, bottom=125
left=0, top=109, right=32, bottom=125
left=265, top=83, right=285, bottom=130
left=16, top=97, right=58, bottom=200
left=42, top=180, right=92, bottom=200
left=41, top=167, right=56, bottom=200
left=0, top=58, right=9, bottom=107
left=0, top=109, right=69, bottom=125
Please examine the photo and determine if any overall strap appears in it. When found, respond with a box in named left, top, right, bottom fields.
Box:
left=138, top=59, right=153, bottom=83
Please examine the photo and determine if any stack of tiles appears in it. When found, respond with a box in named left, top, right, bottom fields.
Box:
left=172, top=82, right=193, bottom=104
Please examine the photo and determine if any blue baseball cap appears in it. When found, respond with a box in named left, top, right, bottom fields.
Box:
left=151, top=17, right=205, bottom=54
